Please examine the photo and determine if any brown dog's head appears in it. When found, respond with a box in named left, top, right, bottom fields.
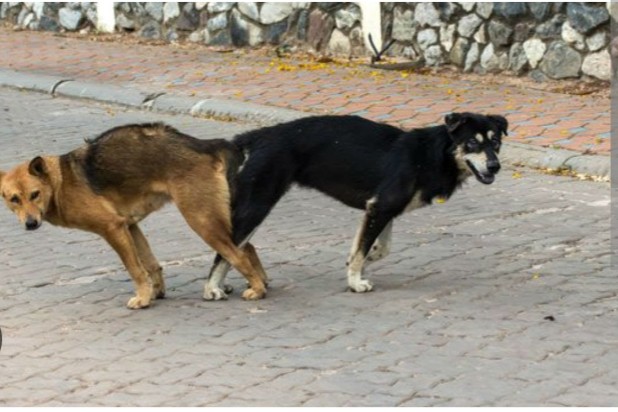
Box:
left=0, top=157, right=53, bottom=230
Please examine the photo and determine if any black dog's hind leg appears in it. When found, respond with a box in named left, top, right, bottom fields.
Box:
left=347, top=197, right=396, bottom=292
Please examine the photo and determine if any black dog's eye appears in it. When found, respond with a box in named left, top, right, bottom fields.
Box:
left=492, top=139, right=501, bottom=150
left=466, top=139, right=480, bottom=151
left=10, top=195, right=20, bottom=204
left=30, top=190, right=40, bottom=201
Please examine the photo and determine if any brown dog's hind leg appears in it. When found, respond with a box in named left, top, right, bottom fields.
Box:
left=171, top=171, right=267, bottom=301
left=102, top=222, right=154, bottom=309
left=244, top=242, right=269, bottom=287
left=176, top=205, right=266, bottom=300
left=129, top=224, right=166, bottom=299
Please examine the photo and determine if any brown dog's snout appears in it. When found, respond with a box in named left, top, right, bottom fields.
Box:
left=25, top=216, right=40, bottom=231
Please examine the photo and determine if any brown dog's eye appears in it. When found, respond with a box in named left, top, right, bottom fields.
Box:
left=30, top=190, right=40, bottom=201
left=10, top=195, right=20, bottom=204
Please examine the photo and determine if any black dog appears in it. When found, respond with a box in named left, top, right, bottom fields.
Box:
left=203, top=112, right=507, bottom=299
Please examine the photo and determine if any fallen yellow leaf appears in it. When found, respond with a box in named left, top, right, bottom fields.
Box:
left=512, top=171, right=522, bottom=179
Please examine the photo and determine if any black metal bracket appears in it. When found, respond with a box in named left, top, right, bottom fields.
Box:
left=368, top=34, right=396, bottom=64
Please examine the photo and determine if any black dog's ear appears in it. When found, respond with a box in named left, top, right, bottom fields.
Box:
left=489, top=115, right=508, bottom=136
left=445, top=113, right=467, bottom=133
left=28, top=156, right=47, bottom=178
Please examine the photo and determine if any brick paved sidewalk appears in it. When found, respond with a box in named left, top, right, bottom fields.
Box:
left=0, top=28, right=611, bottom=154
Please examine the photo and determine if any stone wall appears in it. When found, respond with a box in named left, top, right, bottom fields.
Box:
left=0, top=2, right=365, bottom=55
left=382, top=2, right=611, bottom=81
left=0, top=2, right=612, bottom=81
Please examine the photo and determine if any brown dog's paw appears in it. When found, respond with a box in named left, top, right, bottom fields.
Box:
left=127, top=295, right=151, bottom=309
left=242, top=288, right=266, bottom=300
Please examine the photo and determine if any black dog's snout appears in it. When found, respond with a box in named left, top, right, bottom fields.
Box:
left=25, top=217, right=39, bottom=230
left=487, top=160, right=501, bottom=174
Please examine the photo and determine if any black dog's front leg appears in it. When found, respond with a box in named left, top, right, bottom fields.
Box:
left=347, top=198, right=397, bottom=292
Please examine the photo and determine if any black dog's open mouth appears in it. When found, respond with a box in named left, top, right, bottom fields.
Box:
left=466, top=160, right=495, bottom=185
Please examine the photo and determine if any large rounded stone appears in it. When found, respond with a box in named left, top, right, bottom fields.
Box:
left=238, top=3, right=259, bottom=21
left=207, top=2, right=234, bottom=13
left=39, top=15, right=60, bottom=32
left=424, top=45, right=444, bottom=66
left=163, top=2, right=180, bottom=24
left=32, top=2, right=44, bottom=19
left=392, top=7, right=417, bottom=42
left=307, top=9, right=334, bottom=50
left=328, top=28, right=351, bottom=54
left=561, top=21, right=585, bottom=51
left=417, top=28, right=437, bottom=51
left=586, top=31, right=608, bottom=52
left=116, top=13, right=135, bottom=31
left=476, top=3, right=493, bottom=19
left=539, top=41, right=582, bottom=79
left=523, top=38, right=546, bottom=69
left=335, top=5, right=361, bottom=31
left=566, top=3, right=609, bottom=35
left=494, top=3, right=527, bottom=21
left=265, top=20, right=288, bottom=44
left=513, top=22, right=532, bottom=43
left=529, top=3, right=550, bottom=21
left=260, top=2, right=294, bottom=25
left=145, top=2, right=163, bottom=21
left=176, top=9, right=199, bottom=31
left=480, top=43, right=500, bottom=72
left=414, top=2, right=440, bottom=27
left=488, top=20, right=513, bottom=47
left=450, top=37, right=470, bottom=67
left=508, top=42, right=528, bottom=74
left=138, top=21, right=162, bottom=39
left=457, top=14, right=482, bottom=38
left=59, top=7, right=83, bottom=30
left=582, top=50, right=610, bottom=81
left=207, top=13, right=228, bottom=31
left=535, top=14, right=566, bottom=40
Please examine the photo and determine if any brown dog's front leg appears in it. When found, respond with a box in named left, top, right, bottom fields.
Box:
left=102, top=223, right=154, bottom=309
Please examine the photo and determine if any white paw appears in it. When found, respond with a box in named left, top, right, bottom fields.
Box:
left=349, top=279, right=374, bottom=293
left=203, top=285, right=228, bottom=301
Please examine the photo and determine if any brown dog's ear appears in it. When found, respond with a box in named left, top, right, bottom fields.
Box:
left=445, top=113, right=467, bottom=133
left=489, top=115, right=509, bottom=136
left=28, top=156, right=47, bottom=178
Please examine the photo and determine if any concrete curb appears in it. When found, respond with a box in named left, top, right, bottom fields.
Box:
left=0, top=68, right=610, bottom=179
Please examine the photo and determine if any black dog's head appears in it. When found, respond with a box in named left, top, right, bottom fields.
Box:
left=445, top=112, right=508, bottom=185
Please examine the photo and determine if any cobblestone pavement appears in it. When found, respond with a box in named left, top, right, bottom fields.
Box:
left=0, top=28, right=611, bottom=155
left=0, top=88, right=614, bottom=406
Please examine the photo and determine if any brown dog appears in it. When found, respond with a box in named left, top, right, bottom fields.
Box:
left=0, top=123, right=268, bottom=308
